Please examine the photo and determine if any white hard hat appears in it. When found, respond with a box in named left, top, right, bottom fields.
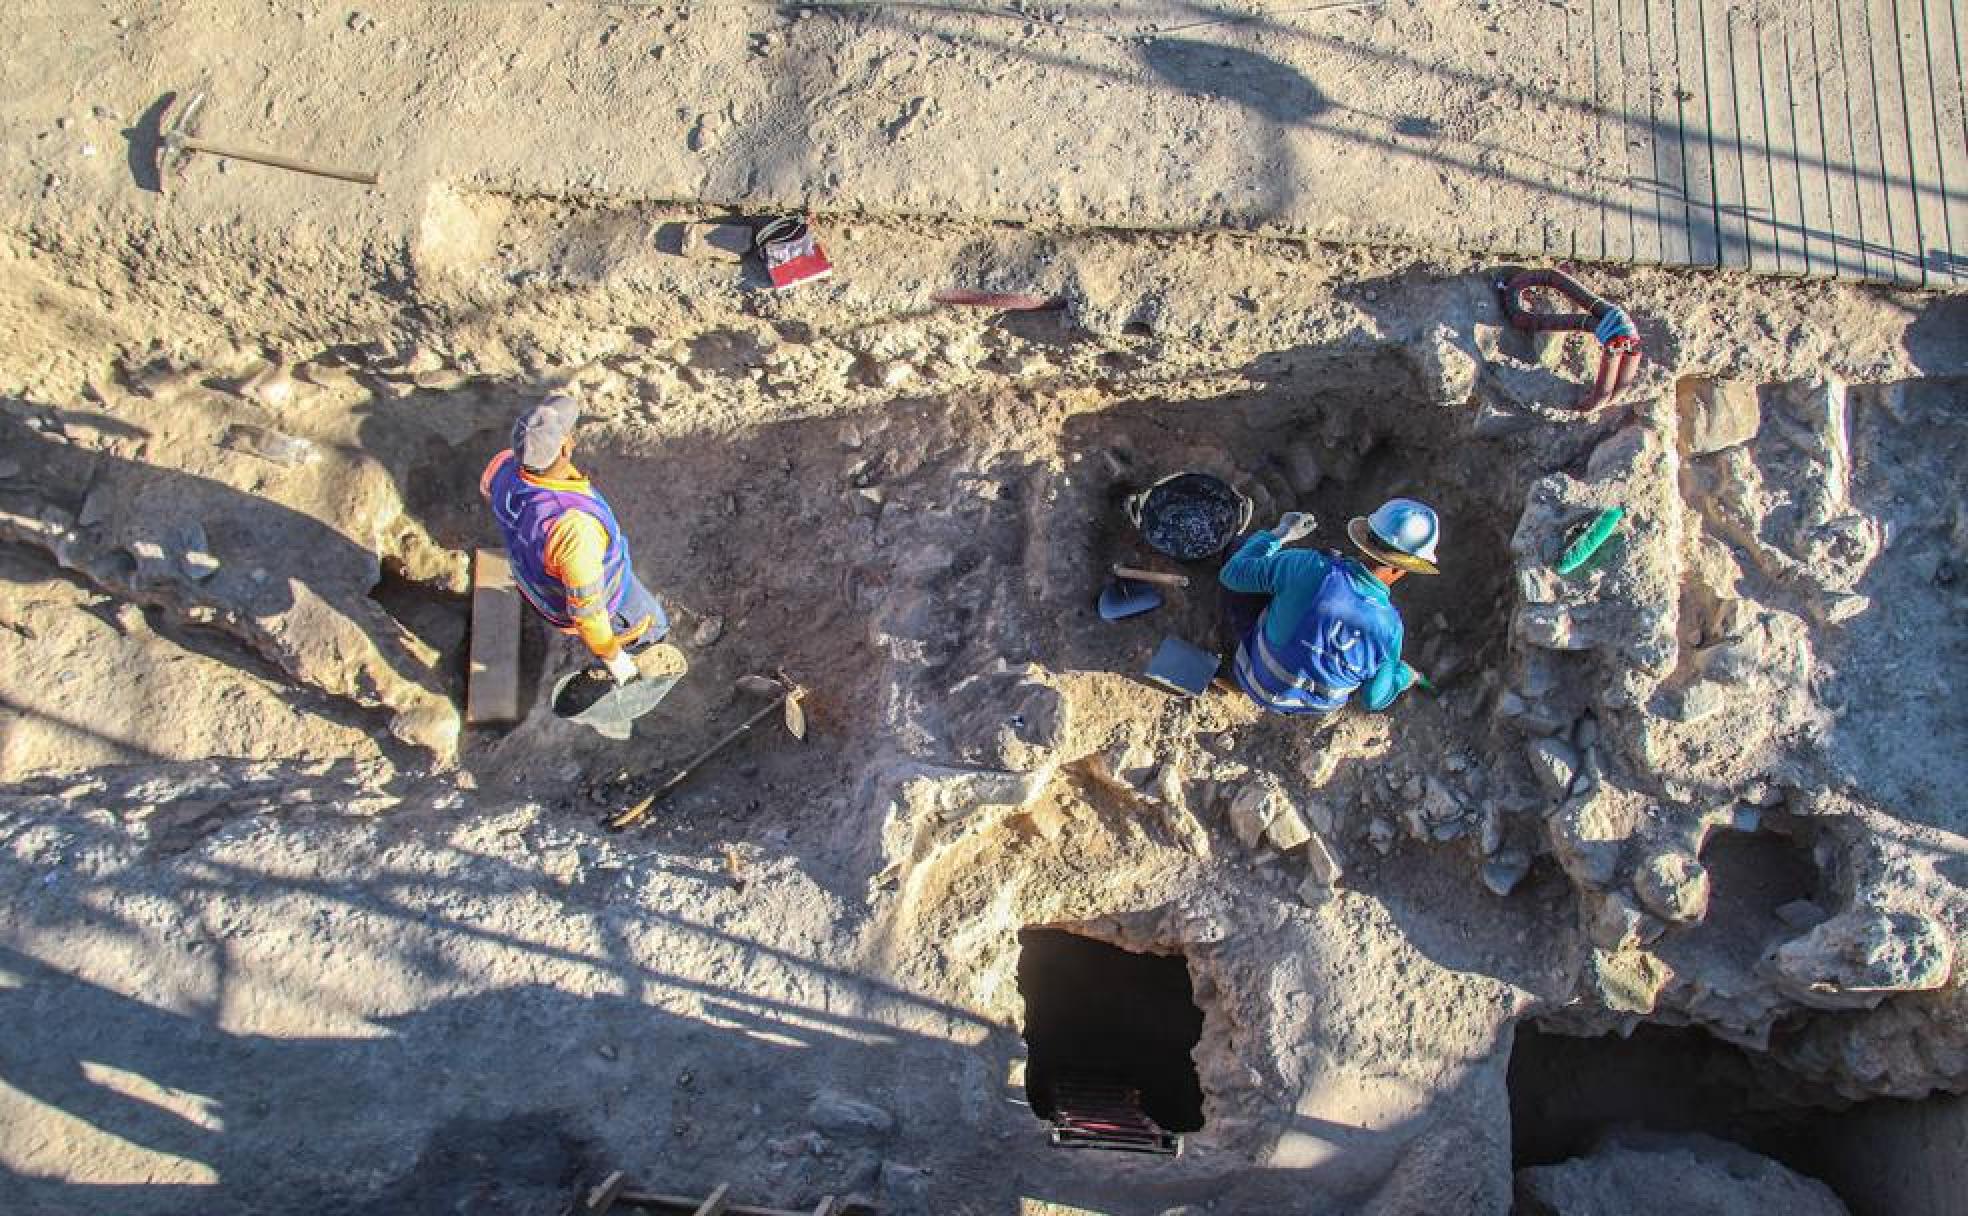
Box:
left=1347, top=498, right=1441, bottom=575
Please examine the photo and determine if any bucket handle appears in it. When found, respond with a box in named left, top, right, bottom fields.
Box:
left=1123, top=472, right=1255, bottom=547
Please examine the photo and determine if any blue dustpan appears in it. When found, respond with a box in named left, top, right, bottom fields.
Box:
left=1098, top=576, right=1163, bottom=621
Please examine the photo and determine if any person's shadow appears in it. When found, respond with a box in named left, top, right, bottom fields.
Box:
left=0, top=943, right=926, bottom=1214
left=0, top=405, right=457, bottom=754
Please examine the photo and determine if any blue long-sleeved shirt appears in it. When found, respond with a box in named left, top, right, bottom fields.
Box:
left=1219, top=530, right=1413, bottom=710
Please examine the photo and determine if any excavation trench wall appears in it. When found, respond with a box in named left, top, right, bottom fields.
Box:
left=0, top=197, right=1962, bottom=1216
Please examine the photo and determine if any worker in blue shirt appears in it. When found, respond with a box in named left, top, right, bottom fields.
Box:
left=1218, top=498, right=1440, bottom=715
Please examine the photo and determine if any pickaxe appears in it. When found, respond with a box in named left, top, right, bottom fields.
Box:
left=608, top=674, right=809, bottom=830
left=142, top=91, right=379, bottom=190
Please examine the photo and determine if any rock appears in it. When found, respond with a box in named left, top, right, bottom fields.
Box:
left=413, top=368, right=469, bottom=392
left=1265, top=803, right=1312, bottom=852
left=689, top=615, right=725, bottom=648
left=878, top=1160, right=931, bottom=1214
left=1407, top=323, right=1479, bottom=403
left=1419, top=778, right=1461, bottom=824
left=886, top=763, right=1051, bottom=826
left=809, top=1091, right=894, bottom=1141
left=1367, top=816, right=1396, bottom=854
left=1588, top=891, right=1647, bottom=951
left=1633, top=850, right=1710, bottom=924
left=1471, top=401, right=1536, bottom=439
left=393, top=345, right=444, bottom=376
left=1516, top=1133, right=1850, bottom=1216
left=1524, top=738, right=1580, bottom=798
left=0, top=457, right=24, bottom=480
left=1587, top=947, right=1672, bottom=1014
left=1774, top=899, right=1828, bottom=930
left=182, top=545, right=221, bottom=581
left=1814, top=591, right=1870, bottom=625
left=1546, top=790, right=1635, bottom=891
left=1679, top=378, right=1762, bottom=454
left=1481, top=849, right=1531, bottom=897
left=235, top=361, right=300, bottom=409
left=1668, top=681, right=1727, bottom=723
left=946, top=668, right=1070, bottom=772
left=1091, top=741, right=1157, bottom=796
left=219, top=423, right=314, bottom=467
left=1765, top=909, right=1954, bottom=1009
left=1304, top=829, right=1344, bottom=886
left=1227, top=777, right=1287, bottom=850
left=1519, top=604, right=1596, bottom=650
left=112, top=601, right=146, bottom=635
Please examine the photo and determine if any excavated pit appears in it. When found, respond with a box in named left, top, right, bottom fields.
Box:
left=1508, top=1021, right=1964, bottom=1216
left=1, top=187, right=1963, bottom=1216
left=1047, top=349, right=1521, bottom=699
left=1015, top=928, right=1206, bottom=1134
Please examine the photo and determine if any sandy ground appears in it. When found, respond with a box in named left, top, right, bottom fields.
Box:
left=1, top=5, right=1966, bottom=1216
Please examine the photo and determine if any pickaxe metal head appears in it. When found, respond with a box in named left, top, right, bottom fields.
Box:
left=156, top=91, right=207, bottom=182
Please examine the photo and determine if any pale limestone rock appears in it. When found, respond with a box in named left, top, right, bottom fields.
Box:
left=1525, top=737, right=1579, bottom=798
left=1303, top=829, right=1345, bottom=886
left=1678, top=378, right=1761, bottom=455
left=1587, top=947, right=1672, bottom=1014
left=1482, top=849, right=1531, bottom=897
left=1634, top=850, right=1710, bottom=924
left=1766, top=909, right=1954, bottom=1010
left=1587, top=891, right=1647, bottom=951
left=1516, top=1134, right=1849, bottom=1216
left=1546, top=790, right=1636, bottom=891
left=1227, top=777, right=1286, bottom=850
left=808, top=1090, right=895, bottom=1140
left=1264, top=803, right=1312, bottom=852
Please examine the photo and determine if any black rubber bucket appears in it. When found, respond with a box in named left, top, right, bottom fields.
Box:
left=1125, top=472, right=1253, bottom=562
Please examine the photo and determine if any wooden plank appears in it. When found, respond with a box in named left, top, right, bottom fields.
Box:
left=1895, top=0, right=1960, bottom=286
left=1573, top=0, right=1607, bottom=263
left=1786, top=12, right=1834, bottom=276
left=620, top=1193, right=810, bottom=1216
left=1928, top=0, right=1968, bottom=286
left=1730, top=9, right=1782, bottom=272
left=1642, top=0, right=1690, bottom=264
left=1758, top=12, right=1814, bottom=275
left=808, top=1199, right=836, bottom=1216
left=584, top=1171, right=628, bottom=1216
left=1614, top=0, right=1662, bottom=263
left=1595, top=0, right=1636, bottom=262
left=1866, top=0, right=1927, bottom=283
left=1705, top=0, right=1753, bottom=267
left=1818, top=0, right=1885, bottom=280
left=466, top=547, right=522, bottom=725
left=693, top=1183, right=732, bottom=1216
left=1850, top=0, right=1914, bottom=281
left=1674, top=0, right=1722, bottom=266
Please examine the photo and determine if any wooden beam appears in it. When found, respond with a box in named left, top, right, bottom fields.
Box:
left=617, top=1190, right=850, bottom=1216
left=583, top=1170, right=627, bottom=1216
left=465, top=547, right=521, bottom=725
left=692, top=1184, right=731, bottom=1216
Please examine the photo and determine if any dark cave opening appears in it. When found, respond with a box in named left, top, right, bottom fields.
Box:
left=1016, top=928, right=1206, bottom=1134
left=1507, top=1021, right=1963, bottom=1215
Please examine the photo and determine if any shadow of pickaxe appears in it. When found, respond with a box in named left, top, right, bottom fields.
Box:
left=123, top=91, right=380, bottom=193
left=122, top=92, right=177, bottom=193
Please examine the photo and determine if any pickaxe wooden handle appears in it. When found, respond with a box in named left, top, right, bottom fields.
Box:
left=609, top=685, right=806, bottom=830
left=169, top=135, right=380, bottom=185
left=1111, top=565, right=1190, bottom=588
